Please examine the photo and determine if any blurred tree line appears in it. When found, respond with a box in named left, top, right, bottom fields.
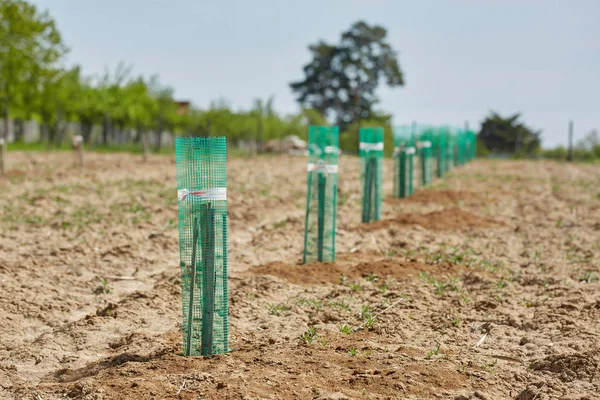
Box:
left=0, top=0, right=330, bottom=152
left=2, top=0, right=595, bottom=162
left=0, top=0, right=403, bottom=155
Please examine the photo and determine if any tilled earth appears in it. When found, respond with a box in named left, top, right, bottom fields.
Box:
left=0, top=151, right=599, bottom=400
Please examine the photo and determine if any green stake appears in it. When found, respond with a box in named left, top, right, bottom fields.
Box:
left=201, top=203, right=216, bottom=356
left=185, top=217, right=199, bottom=357
left=393, top=125, right=415, bottom=198
left=362, top=158, right=374, bottom=222
left=317, top=173, right=326, bottom=262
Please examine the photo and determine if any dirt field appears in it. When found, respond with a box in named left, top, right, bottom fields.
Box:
left=1, top=151, right=599, bottom=400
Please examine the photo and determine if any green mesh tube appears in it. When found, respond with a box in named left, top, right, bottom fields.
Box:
left=394, top=125, right=415, bottom=198
left=445, top=130, right=456, bottom=172
left=456, top=130, right=466, bottom=167
left=176, top=137, right=228, bottom=356
left=435, top=129, right=446, bottom=178
left=360, top=127, right=383, bottom=223
left=416, top=126, right=433, bottom=186
left=303, top=126, right=339, bottom=263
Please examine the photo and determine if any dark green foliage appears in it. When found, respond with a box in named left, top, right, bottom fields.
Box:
left=290, top=21, right=404, bottom=130
left=478, top=112, right=541, bottom=156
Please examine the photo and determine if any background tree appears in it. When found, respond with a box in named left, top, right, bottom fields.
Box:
left=0, top=0, right=340, bottom=160
left=147, top=74, right=177, bottom=150
left=290, top=20, right=404, bottom=130
left=478, top=112, right=542, bottom=155
left=574, top=129, right=600, bottom=160
left=0, top=0, right=66, bottom=172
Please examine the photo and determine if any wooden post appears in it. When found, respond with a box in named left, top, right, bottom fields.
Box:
left=72, top=135, right=84, bottom=167
left=567, top=120, right=574, bottom=162
left=142, top=130, right=149, bottom=162
left=0, top=137, right=5, bottom=176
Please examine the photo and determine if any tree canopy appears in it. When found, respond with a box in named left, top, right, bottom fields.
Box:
left=478, top=112, right=542, bottom=155
left=290, top=21, right=404, bottom=130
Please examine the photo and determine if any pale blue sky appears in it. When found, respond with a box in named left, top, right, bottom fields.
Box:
left=33, top=0, right=599, bottom=148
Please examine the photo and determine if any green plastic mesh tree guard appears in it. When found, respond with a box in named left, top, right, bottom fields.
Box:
left=303, top=126, right=339, bottom=264
left=359, top=127, right=383, bottom=223
left=456, top=130, right=466, bottom=167
left=445, top=130, right=456, bottom=173
left=393, top=125, right=415, bottom=198
left=458, top=129, right=477, bottom=164
left=434, top=129, right=446, bottom=178
left=176, top=137, right=228, bottom=356
left=417, top=128, right=433, bottom=186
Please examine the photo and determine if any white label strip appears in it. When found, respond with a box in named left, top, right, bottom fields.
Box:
left=417, top=141, right=432, bottom=148
left=403, top=147, right=416, bottom=154
left=309, top=144, right=340, bottom=155
left=178, top=188, right=227, bottom=202
left=359, top=142, right=384, bottom=151
left=307, top=163, right=338, bottom=174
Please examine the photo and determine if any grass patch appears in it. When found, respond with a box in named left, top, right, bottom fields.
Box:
left=419, top=271, right=461, bottom=295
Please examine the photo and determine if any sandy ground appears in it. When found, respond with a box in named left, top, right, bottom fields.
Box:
left=0, top=151, right=599, bottom=400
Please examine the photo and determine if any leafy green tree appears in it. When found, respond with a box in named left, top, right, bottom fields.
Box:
left=147, top=74, right=178, bottom=150
left=76, top=80, right=104, bottom=143
left=478, top=112, right=541, bottom=155
left=36, top=66, right=82, bottom=145
left=0, top=0, right=66, bottom=140
left=290, top=20, right=404, bottom=129
left=122, top=76, right=156, bottom=144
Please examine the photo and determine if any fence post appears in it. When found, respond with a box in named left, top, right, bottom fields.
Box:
left=72, top=135, right=84, bottom=167
left=0, top=138, right=5, bottom=176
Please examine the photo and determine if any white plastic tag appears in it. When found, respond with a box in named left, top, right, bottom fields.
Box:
left=178, top=188, right=227, bottom=202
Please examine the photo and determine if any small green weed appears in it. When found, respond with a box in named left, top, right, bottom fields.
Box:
left=360, top=305, right=372, bottom=319
left=419, top=271, right=460, bottom=295
left=496, top=278, right=510, bottom=289
left=477, top=259, right=502, bottom=272
left=364, top=314, right=376, bottom=329
left=94, top=279, right=112, bottom=295
left=338, top=324, right=352, bottom=335
left=578, top=271, right=599, bottom=284
left=297, top=297, right=323, bottom=310
left=384, top=249, right=397, bottom=260
left=378, top=277, right=394, bottom=293
left=301, top=326, right=319, bottom=345
left=273, top=219, right=287, bottom=229
left=267, top=303, right=290, bottom=316
left=426, top=344, right=442, bottom=359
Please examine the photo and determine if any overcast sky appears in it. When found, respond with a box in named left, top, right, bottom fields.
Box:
left=33, top=0, right=599, bottom=148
